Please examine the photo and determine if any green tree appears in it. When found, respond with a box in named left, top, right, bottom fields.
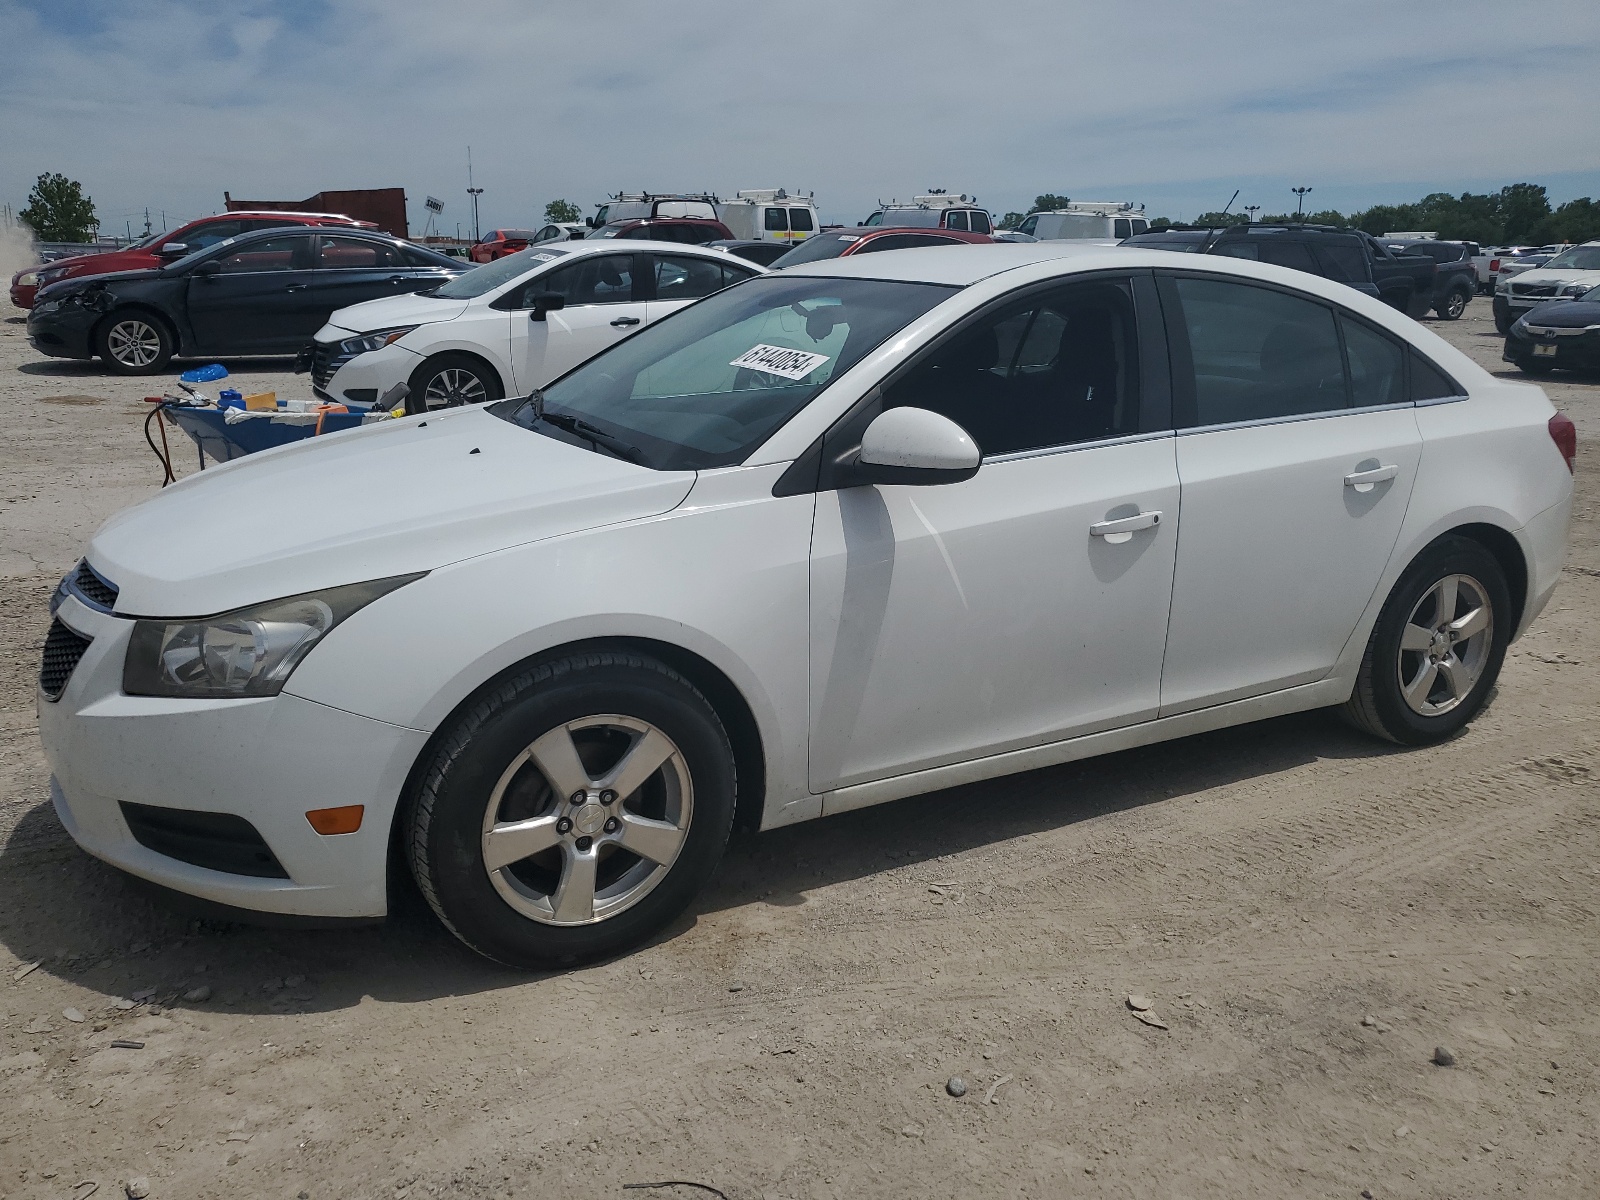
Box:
left=1192, top=210, right=1250, bottom=227
left=19, top=172, right=97, bottom=242
left=1497, top=182, right=1550, bottom=243
left=1031, top=193, right=1071, bottom=213
left=998, top=211, right=1027, bottom=230
left=543, top=199, right=582, bottom=224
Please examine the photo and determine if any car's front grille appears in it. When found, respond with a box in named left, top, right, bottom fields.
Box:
left=310, top=339, right=358, bottom=395
left=71, top=560, right=118, bottom=610
left=120, top=802, right=290, bottom=879
left=40, top=619, right=92, bottom=701
left=1511, top=283, right=1558, bottom=297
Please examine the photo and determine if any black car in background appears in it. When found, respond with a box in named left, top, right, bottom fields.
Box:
left=704, top=239, right=793, bottom=267
left=1503, top=287, right=1600, bottom=376
left=1122, top=223, right=1437, bottom=316
left=27, top=227, right=462, bottom=374
left=1383, top=239, right=1478, bottom=319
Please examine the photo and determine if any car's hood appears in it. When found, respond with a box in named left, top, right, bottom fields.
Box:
left=41, top=250, right=145, bottom=275
left=88, top=406, right=695, bottom=616
left=1510, top=268, right=1600, bottom=287
left=322, top=291, right=473, bottom=336
left=1521, top=300, right=1600, bottom=329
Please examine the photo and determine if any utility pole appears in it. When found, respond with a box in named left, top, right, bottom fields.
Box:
left=161, top=210, right=167, bottom=232
left=143, top=208, right=152, bottom=237
left=1245, top=205, right=1260, bottom=224
left=1292, top=186, right=1313, bottom=220
left=467, top=145, right=484, bottom=243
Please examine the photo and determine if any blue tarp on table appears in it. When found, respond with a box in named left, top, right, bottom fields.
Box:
left=165, top=407, right=373, bottom=465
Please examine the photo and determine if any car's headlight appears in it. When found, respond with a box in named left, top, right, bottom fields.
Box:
left=1511, top=316, right=1527, bottom=331
left=37, top=268, right=67, bottom=285
left=338, top=326, right=419, bottom=356
left=32, top=298, right=62, bottom=316
left=1560, top=282, right=1595, bottom=298
left=122, top=574, right=423, bottom=698
left=17, top=271, right=38, bottom=287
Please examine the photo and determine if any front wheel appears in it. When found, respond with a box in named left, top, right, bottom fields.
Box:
left=408, top=353, right=503, bottom=409
left=1341, top=537, right=1511, bottom=745
left=406, top=651, right=737, bottom=967
left=95, top=311, right=173, bottom=374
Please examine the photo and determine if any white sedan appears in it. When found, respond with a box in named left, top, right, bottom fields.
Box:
left=40, top=243, right=1573, bottom=967
left=307, top=240, right=763, bottom=409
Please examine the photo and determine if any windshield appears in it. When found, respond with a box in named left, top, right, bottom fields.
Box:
left=432, top=246, right=570, bottom=298
left=769, top=232, right=863, bottom=268
left=1544, top=246, right=1600, bottom=271
left=490, top=275, right=956, bottom=471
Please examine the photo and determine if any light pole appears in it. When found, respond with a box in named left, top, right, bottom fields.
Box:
left=1292, top=187, right=1313, bottom=220
left=1245, top=205, right=1260, bottom=224
left=466, top=144, right=484, bottom=242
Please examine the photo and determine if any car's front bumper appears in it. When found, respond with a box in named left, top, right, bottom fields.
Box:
left=26, top=306, right=96, bottom=359
left=1503, top=327, right=1600, bottom=371
left=312, top=336, right=422, bottom=406
left=37, top=595, right=429, bottom=919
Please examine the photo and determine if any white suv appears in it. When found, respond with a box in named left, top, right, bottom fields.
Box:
left=1017, top=202, right=1148, bottom=241
left=1494, top=241, right=1600, bottom=330
left=308, top=241, right=763, bottom=408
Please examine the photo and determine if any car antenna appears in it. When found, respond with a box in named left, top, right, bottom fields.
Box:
left=1218, top=189, right=1240, bottom=219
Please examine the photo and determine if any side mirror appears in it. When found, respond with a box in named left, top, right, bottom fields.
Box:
left=850, top=407, right=980, bottom=485
left=191, top=259, right=222, bottom=277
left=528, top=292, right=565, bottom=321
left=156, top=243, right=190, bottom=260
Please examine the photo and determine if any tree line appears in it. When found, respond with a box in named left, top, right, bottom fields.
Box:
left=1004, top=183, right=1600, bottom=246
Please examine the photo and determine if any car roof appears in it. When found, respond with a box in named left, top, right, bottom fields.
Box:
left=529, top=239, right=758, bottom=261
left=782, top=241, right=1130, bottom=284
left=218, top=225, right=403, bottom=245
left=200, top=211, right=366, bottom=223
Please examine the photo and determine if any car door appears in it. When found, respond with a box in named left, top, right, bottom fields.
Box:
left=508, top=252, right=647, bottom=391
left=184, top=232, right=320, bottom=353
left=306, top=235, right=440, bottom=329
left=1156, top=272, right=1422, bottom=714
left=644, top=253, right=756, bottom=324
left=808, top=274, right=1180, bottom=791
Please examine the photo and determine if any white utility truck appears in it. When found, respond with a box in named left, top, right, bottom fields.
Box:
left=716, top=189, right=820, bottom=245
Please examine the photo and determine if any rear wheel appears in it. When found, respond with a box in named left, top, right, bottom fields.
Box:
left=1435, top=286, right=1471, bottom=320
left=1342, top=537, right=1510, bottom=745
left=407, top=353, right=503, bottom=409
left=94, top=310, right=173, bottom=374
left=406, top=651, right=737, bottom=968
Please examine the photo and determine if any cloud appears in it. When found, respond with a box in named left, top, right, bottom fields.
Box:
left=2, top=0, right=1597, bottom=234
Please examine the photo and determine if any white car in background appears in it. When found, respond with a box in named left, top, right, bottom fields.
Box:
left=308, top=241, right=764, bottom=408
left=41, top=243, right=1573, bottom=968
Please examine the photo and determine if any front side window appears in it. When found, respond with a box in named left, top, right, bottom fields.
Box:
left=1172, top=277, right=1347, bottom=426
left=1341, top=316, right=1406, bottom=408
left=654, top=254, right=728, bottom=301
left=863, top=211, right=883, bottom=226
left=1114, top=218, right=1132, bottom=239
left=182, top=220, right=247, bottom=250
left=1017, top=215, right=1039, bottom=236
left=1543, top=246, right=1600, bottom=270
left=788, top=208, right=815, bottom=232
left=883, top=279, right=1141, bottom=456
left=970, top=211, right=992, bottom=234
left=533, top=254, right=637, bottom=306
left=317, top=236, right=401, bottom=269
left=764, top=208, right=788, bottom=232
left=493, top=276, right=955, bottom=470
left=211, top=235, right=313, bottom=274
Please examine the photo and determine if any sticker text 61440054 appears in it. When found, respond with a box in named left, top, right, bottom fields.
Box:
left=729, top=344, right=831, bottom=380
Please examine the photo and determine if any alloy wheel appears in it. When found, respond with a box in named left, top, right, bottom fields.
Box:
left=106, top=319, right=162, bottom=368
left=480, top=714, right=693, bottom=926
left=1446, top=291, right=1468, bottom=319
left=423, top=367, right=487, bottom=408
left=1396, top=573, right=1494, bottom=717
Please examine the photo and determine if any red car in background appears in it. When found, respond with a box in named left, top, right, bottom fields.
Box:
left=469, top=230, right=546, bottom=263
left=586, top=217, right=735, bottom=245
left=9, top=211, right=374, bottom=308
left=767, top=226, right=998, bottom=268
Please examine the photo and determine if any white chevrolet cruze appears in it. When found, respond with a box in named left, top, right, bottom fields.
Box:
left=40, top=244, right=1574, bottom=967
left=307, top=240, right=763, bottom=409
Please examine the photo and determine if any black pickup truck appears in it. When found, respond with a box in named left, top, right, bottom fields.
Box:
left=1122, top=224, right=1438, bottom=317
left=1382, top=240, right=1478, bottom=319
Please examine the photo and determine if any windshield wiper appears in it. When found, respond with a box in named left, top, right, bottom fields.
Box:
left=537, top=410, right=647, bottom=464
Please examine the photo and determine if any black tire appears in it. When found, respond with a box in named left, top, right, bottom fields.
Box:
left=1434, top=286, right=1471, bottom=320
left=94, top=309, right=174, bottom=374
left=406, top=352, right=504, bottom=410
left=1342, top=536, right=1512, bottom=746
left=406, top=651, right=736, bottom=968
left=1493, top=304, right=1514, bottom=335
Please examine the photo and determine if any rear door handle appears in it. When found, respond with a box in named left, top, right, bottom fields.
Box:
left=1344, top=464, right=1400, bottom=488
left=284, top=283, right=307, bottom=292
left=610, top=316, right=641, bottom=327
left=1090, top=510, right=1162, bottom=539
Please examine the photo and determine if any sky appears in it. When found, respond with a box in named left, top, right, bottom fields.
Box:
left=2, top=0, right=1598, bottom=240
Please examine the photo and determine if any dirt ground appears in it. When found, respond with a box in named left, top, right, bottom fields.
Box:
left=1, top=293, right=1596, bottom=1200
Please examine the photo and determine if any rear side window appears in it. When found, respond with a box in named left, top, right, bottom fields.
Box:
left=946, top=211, right=970, bottom=231
left=1410, top=351, right=1461, bottom=401
left=764, top=208, right=787, bottom=232
left=1114, top=218, right=1131, bottom=239
left=883, top=278, right=1140, bottom=455
left=970, top=211, right=991, bottom=234
left=1340, top=317, right=1406, bottom=408
left=1315, top=241, right=1371, bottom=285
left=1171, top=277, right=1347, bottom=426
left=788, top=209, right=815, bottom=232
left=857, top=234, right=958, bottom=253
left=318, top=236, right=401, bottom=269
left=653, top=254, right=728, bottom=301
left=212, top=235, right=312, bottom=273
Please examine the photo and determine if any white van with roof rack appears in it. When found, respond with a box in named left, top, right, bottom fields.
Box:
left=589, top=193, right=719, bottom=228
left=1017, top=201, right=1147, bottom=241
left=862, top=192, right=992, bottom=234
left=715, top=189, right=819, bottom=245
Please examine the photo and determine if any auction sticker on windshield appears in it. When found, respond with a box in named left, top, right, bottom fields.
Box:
left=730, top=344, right=831, bottom=380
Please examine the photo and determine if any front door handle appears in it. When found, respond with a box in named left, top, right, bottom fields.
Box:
left=610, top=316, right=641, bottom=328
left=1090, top=510, right=1162, bottom=540
left=1344, top=464, right=1400, bottom=489
left=284, top=283, right=307, bottom=292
